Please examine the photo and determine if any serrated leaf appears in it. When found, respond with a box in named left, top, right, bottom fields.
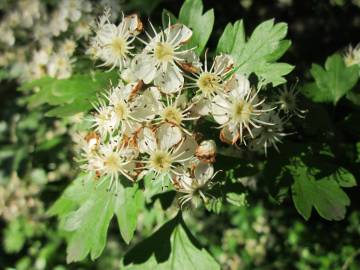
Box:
left=303, top=54, right=359, bottom=104
left=226, top=193, right=247, bottom=207
left=216, top=19, right=293, bottom=86
left=289, top=157, right=351, bottom=221
left=122, top=213, right=220, bottom=270
left=330, top=167, right=357, bottom=188
left=63, top=181, right=118, bottom=262
left=179, top=0, right=214, bottom=55
left=20, top=71, right=118, bottom=117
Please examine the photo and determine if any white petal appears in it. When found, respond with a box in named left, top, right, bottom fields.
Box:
left=154, top=64, right=184, bottom=94
left=131, top=54, right=157, bottom=84
left=212, top=95, right=230, bottom=124
left=192, top=97, right=211, bottom=116
left=166, top=24, right=192, bottom=45
left=230, top=74, right=251, bottom=98
left=194, top=162, right=214, bottom=183
left=173, top=135, right=197, bottom=162
left=131, top=87, right=162, bottom=121
left=156, top=123, right=182, bottom=150
left=214, top=54, right=234, bottom=74
left=137, top=127, right=156, bottom=153
left=121, top=14, right=143, bottom=35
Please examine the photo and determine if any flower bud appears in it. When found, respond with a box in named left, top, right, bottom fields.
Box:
left=196, top=140, right=216, bottom=163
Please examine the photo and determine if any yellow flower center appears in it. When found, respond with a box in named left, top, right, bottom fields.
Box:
left=197, top=72, right=221, bottom=96
left=104, top=153, right=122, bottom=173
left=114, top=101, right=129, bottom=121
left=232, top=100, right=253, bottom=123
left=149, top=150, right=172, bottom=173
left=162, top=106, right=182, bottom=125
left=154, top=42, right=174, bottom=63
left=110, top=37, right=127, bottom=57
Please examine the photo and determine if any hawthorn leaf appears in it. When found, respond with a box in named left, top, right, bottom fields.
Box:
left=115, top=185, right=145, bottom=244
left=302, top=54, right=359, bottom=104
left=179, top=0, right=214, bottom=55
left=63, top=181, right=118, bottom=263
left=289, top=157, right=351, bottom=221
left=122, top=213, right=220, bottom=270
left=19, top=71, right=118, bottom=117
left=217, top=19, right=293, bottom=86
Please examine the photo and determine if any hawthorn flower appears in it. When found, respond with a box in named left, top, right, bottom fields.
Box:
left=137, top=124, right=197, bottom=181
left=132, top=23, right=193, bottom=94
left=276, top=84, right=306, bottom=118
left=92, top=141, right=137, bottom=191
left=152, top=88, right=198, bottom=134
left=107, top=84, right=159, bottom=135
left=176, top=162, right=217, bottom=208
left=251, top=111, right=288, bottom=155
left=344, top=43, right=360, bottom=67
left=93, top=12, right=142, bottom=70
left=186, top=54, right=234, bottom=98
left=211, top=75, right=274, bottom=144
left=47, top=53, right=74, bottom=79
left=60, top=39, right=77, bottom=56
left=90, top=99, right=114, bottom=137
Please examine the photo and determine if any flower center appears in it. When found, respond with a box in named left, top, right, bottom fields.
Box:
left=281, top=94, right=295, bottom=110
left=104, top=153, right=122, bottom=173
left=197, top=72, right=221, bottom=96
left=162, top=106, right=182, bottom=125
left=110, top=37, right=127, bottom=57
left=232, top=100, right=253, bottom=123
left=149, top=150, right=172, bottom=173
left=154, top=42, right=174, bottom=63
left=114, top=101, right=129, bottom=121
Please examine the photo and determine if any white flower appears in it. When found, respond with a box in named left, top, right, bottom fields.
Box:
left=176, top=162, right=217, bottom=208
left=90, top=99, right=114, bottom=137
left=132, top=23, right=193, bottom=94
left=137, top=123, right=197, bottom=180
left=107, top=84, right=158, bottom=136
left=344, top=43, right=360, bottom=67
left=93, top=12, right=142, bottom=70
left=47, top=53, right=74, bottom=79
left=251, top=111, right=288, bottom=155
left=187, top=54, right=234, bottom=98
left=49, top=9, right=69, bottom=37
left=211, top=75, right=274, bottom=144
left=151, top=88, right=198, bottom=134
left=60, top=0, right=91, bottom=23
left=92, top=141, right=136, bottom=191
left=276, top=84, right=306, bottom=118
left=60, top=39, right=77, bottom=56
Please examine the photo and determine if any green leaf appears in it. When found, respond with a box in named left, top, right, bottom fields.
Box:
left=162, top=9, right=177, bottom=29
left=179, top=0, right=214, bottom=55
left=122, top=213, right=220, bottom=270
left=50, top=174, right=144, bottom=262
left=302, top=54, right=359, bottom=104
left=63, top=181, right=117, bottom=262
left=20, top=71, right=118, bottom=117
left=115, top=185, right=145, bottom=244
left=216, top=19, right=293, bottom=86
left=226, top=193, right=247, bottom=207
left=289, top=157, right=351, bottom=221
left=330, top=167, right=357, bottom=188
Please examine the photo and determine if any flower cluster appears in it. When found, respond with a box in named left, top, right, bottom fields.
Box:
left=0, top=0, right=122, bottom=82
left=78, top=12, right=303, bottom=207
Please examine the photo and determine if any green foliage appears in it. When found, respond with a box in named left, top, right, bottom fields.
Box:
left=20, top=71, right=118, bottom=117
left=216, top=19, right=294, bottom=86
left=288, top=156, right=355, bottom=221
left=49, top=175, right=144, bottom=262
left=302, top=54, right=359, bottom=104
left=121, top=213, right=220, bottom=270
left=179, top=0, right=214, bottom=55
